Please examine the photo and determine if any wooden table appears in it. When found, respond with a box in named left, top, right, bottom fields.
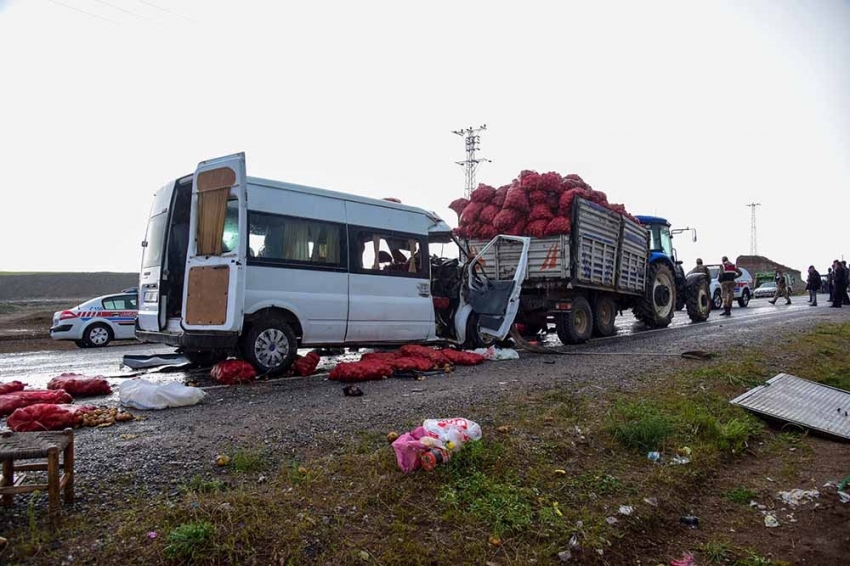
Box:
left=0, top=428, right=74, bottom=526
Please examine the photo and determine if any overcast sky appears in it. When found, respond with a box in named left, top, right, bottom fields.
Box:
left=1, top=0, right=848, bottom=275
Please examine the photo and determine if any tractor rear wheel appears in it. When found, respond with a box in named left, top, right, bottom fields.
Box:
left=685, top=276, right=711, bottom=322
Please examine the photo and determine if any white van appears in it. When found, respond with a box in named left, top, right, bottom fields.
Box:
left=136, top=153, right=529, bottom=374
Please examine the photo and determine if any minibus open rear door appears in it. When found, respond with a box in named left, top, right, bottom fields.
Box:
left=181, top=153, right=247, bottom=334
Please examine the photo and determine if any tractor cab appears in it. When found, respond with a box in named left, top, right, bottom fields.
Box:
left=635, top=215, right=678, bottom=266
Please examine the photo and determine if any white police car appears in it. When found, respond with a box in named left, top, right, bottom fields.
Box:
left=50, top=292, right=138, bottom=348
left=707, top=265, right=753, bottom=309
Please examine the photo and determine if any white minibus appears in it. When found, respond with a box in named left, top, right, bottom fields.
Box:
left=136, top=153, right=529, bottom=374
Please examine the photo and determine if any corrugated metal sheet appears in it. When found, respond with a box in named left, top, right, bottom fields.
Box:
left=470, top=236, right=571, bottom=281
left=731, top=373, right=850, bottom=440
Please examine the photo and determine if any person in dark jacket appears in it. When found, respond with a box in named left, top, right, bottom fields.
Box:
left=843, top=261, right=850, bottom=305
left=831, top=260, right=847, bottom=308
left=718, top=256, right=742, bottom=316
left=827, top=268, right=834, bottom=303
left=805, top=265, right=821, bottom=306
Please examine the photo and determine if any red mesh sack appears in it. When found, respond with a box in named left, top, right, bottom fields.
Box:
left=0, top=390, right=73, bottom=417
left=492, top=186, right=509, bottom=207
left=460, top=201, right=484, bottom=224
left=526, top=219, right=549, bottom=238
left=360, top=351, right=401, bottom=363
left=441, top=349, right=485, bottom=366
left=464, top=223, right=484, bottom=239
left=520, top=171, right=542, bottom=191
left=528, top=190, right=549, bottom=205
left=529, top=203, right=555, bottom=222
left=565, top=173, right=584, bottom=183
left=503, top=187, right=530, bottom=211
left=390, top=357, right=437, bottom=372
left=506, top=220, right=527, bottom=236
left=211, top=360, right=257, bottom=385
left=0, top=381, right=26, bottom=396
left=329, top=360, right=394, bottom=382
left=479, top=224, right=498, bottom=239
left=589, top=190, right=608, bottom=205
left=7, top=404, right=96, bottom=432
left=432, top=296, right=450, bottom=310
left=48, top=373, right=112, bottom=397
left=559, top=189, right=578, bottom=212
left=449, top=198, right=469, bottom=216
left=574, top=187, right=592, bottom=201
left=540, top=172, right=563, bottom=192
left=478, top=204, right=500, bottom=224
left=470, top=184, right=496, bottom=203
left=544, top=216, right=572, bottom=236
left=291, top=351, right=321, bottom=377
left=453, top=226, right=468, bottom=239
left=398, top=345, right=451, bottom=366
left=493, top=209, right=521, bottom=231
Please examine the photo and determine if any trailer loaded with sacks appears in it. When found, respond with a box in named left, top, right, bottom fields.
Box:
left=462, top=193, right=711, bottom=345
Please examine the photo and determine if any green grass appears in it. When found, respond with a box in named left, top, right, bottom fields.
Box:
left=164, top=521, right=215, bottom=561
left=724, top=486, right=757, bottom=504
left=701, top=540, right=733, bottom=564
left=607, top=401, right=678, bottom=452
left=230, top=449, right=267, bottom=473
left=182, top=475, right=227, bottom=494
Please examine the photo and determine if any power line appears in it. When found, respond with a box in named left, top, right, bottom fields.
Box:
left=746, top=202, right=761, bottom=256
left=46, top=0, right=120, bottom=24
left=91, top=0, right=148, bottom=19
left=134, top=0, right=169, bottom=12
left=452, top=125, right=491, bottom=199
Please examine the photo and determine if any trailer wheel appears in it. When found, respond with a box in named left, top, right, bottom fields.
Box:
left=633, top=263, right=675, bottom=329
left=464, top=312, right=498, bottom=349
left=240, top=317, right=298, bottom=376
left=592, top=296, right=618, bottom=337
left=685, top=276, right=711, bottom=322
left=556, top=297, right=593, bottom=344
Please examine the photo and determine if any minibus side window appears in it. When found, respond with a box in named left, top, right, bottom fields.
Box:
left=351, top=229, right=426, bottom=278
left=247, top=212, right=344, bottom=269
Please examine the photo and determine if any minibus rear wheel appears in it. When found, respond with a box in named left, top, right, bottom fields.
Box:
left=240, top=317, right=298, bottom=376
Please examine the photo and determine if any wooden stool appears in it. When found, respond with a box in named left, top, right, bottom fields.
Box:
left=0, top=428, right=74, bottom=526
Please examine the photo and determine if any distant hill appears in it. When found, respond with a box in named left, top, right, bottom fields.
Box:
left=0, top=272, right=138, bottom=302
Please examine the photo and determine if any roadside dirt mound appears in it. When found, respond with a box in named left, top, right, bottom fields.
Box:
left=0, top=272, right=137, bottom=302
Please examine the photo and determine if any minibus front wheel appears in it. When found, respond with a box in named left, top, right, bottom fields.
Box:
left=240, top=317, right=298, bottom=376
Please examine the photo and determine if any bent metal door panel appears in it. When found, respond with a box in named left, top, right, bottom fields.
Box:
left=345, top=228, right=432, bottom=343
left=138, top=182, right=175, bottom=332
left=182, top=153, right=247, bottom=332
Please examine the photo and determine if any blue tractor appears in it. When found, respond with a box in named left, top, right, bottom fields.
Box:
left=633, top=215, right=711, bottom=327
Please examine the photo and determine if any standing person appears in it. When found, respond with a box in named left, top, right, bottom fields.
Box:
left=805, top=265, right=821, bottom=306
left=843, top=261, right=850, bottom=305
left=717, top=256, right=741, bottom=316
left=689, top=258, right=710, bottom=277
left=768, top=268, right=791, bottom=305
left=827, top=268, right=834, bottom=303
left=831, top=260, right=847, bottom=308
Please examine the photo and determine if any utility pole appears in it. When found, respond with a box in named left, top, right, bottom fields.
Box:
left=746, top=202, right=761, bottom=255
left=452, top=125, right=491, bottom=198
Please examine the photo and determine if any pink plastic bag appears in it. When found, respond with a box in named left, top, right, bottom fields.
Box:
left=391, top=427, right=429, bottom=473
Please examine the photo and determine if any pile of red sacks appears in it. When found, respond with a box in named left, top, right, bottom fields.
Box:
left=211, top=359, right=257, bottom=385
left=290, top=351, right=321, bottom=377
left=329, top=346, right=485, bottom=383
left=0, top=389, right=73, bottom=417
left=449, top=170, right=638, bottom=240
left=48, top=373, right=112, bottom=397
left=6, top=403, right=97, bottom=432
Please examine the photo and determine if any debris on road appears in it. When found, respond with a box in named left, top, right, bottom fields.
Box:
left=391, top=418, right=482, bottom=473
left=386, top=431, right=399, bottom=443
left=472, top=346, right=520, bottom=361
left=669, top=553, right=695, bottom=566
left=122, top=353, right=190, bottom=370
left=211, top=359, right=257, bottom=385
left=647, top=451, right=662, bottom=462
left=679, top=515, right=699, bottom=528
left=48, top=373, right=112, bottom=397
left=6, top=403, right=96, bottom=431
left=342, top=385, right=364, bottom=397
left=778, top=489, right=820, bottom=507
left=731, top=373, right=850, bottom=440
left=119, top=379, right=206, bottom=410
left=764, top=514, right=780, bottom=528
left=618, top=505, right=634, bottom=516
left=216, top=454, right=230, bottom=467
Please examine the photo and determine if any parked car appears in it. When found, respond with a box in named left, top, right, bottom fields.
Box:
left=50, top=292, right=139, bottom=348
left=707, top=265, right=753, bottom=309
left=753, top=281, right=777, bottom=299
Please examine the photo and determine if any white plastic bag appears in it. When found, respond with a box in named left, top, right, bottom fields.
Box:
left=422, top=418, right=482, bottom=451
left=470, top=347, right=519, bottom=361
left=471, top=346, right=497, bottom=360
left=119, top=379, right=206, bottom=410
